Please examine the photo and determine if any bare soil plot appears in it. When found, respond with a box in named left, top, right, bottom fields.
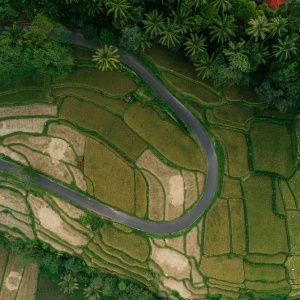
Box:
left=125, top=102, right=206, bottom=171
left=142, top=171, right=164, bottom=221
left=84, top=138, right=135, bottom=214
left=4, top=135, right=76, bottom=165
left=68, top=164, right=87, bottom=191
left=137, top=149, right=184, bottom=220
left=0, top=183, right=25, bottom=196
left=15, top=263, right=39, bottom=300
left=0, top=207, right=32, bottom=225
left=47, top=122, right=86, bottom=155
left=165, top=236, right=185, bottom=254
left=100, top=224, right=150, bottom=262
left=161, top=276, right=192, bottom=299
left=0, top=104, right=56, bottom=118
left=0, top=251, right=24, bottom=300
left=0, top=188, right=29, bottom=214
left=182, top=170, right=198, bottom=210
left=28, top=193, right=89, bottom=247
left=185, top=221, right=202, bottom=263
left=35, top=275, right=67, bottom=300
left=190, top=258, right=204, bottom=285
left=150, top=241, right=190, bottom=280
left=0, top=225, right=25, bottom=240
left=0, top=145, right=28, bottom=165
left=204, top=199, right=230, bottom=255
left=243, top=176, right=288, bottom=254
left=0, top=247, right=9, bottom=287
left=0, top=118, right=50, bottom=136
left=11, top=145, right=73, bottom=184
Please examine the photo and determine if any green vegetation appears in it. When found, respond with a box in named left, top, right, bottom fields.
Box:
left=0, top=90, right=51, bottom=106
left=250, top=121, right=295, bottom=178
left=244, top=263, right=286, bottom=282
left=36, top=275, right=67, bottom=300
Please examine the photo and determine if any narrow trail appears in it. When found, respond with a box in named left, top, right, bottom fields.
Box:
left=0, top=32, right=218, bottom=234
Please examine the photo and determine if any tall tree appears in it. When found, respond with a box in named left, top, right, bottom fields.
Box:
left=171, top=8, right=193, bottom=34
left=83, top=282, right=101, bottom=300
left=59, top=273, right=79, bottom=294
left=142, top=10, right=165, bottom=39
left=209, top=14, right=237, bottom=44
left=246, top=15, right=270, bottom=42
left=272, top=35, right=297, bottom=61
left=106, top=0, right=131, bottom=22
left=223, top=40, right=247, bottom=57
left=92, top=45, right=121, bottom=71
left=184, top=33, right=207, bottom=60
left=268, top=16, right=288, bottom=38
left=159, top=18, right=181, bottom=48
left=194, top=52, right=215, bottom=78
left=211, top=0, right=232, bottom=14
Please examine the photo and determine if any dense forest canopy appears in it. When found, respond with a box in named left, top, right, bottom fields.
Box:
left=1, top=0, right=300, bottom=111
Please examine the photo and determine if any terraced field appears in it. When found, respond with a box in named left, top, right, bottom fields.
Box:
left=0, top=44, right=299, bottom=299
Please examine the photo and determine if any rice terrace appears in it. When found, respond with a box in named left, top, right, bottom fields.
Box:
left=0, top=2, right=300, bottom=299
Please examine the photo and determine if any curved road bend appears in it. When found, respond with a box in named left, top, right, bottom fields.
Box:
left=0, top=32, right=218, bottom=234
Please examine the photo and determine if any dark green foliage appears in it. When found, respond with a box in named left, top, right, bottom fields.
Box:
left=81, top=24, right=98, bottom=41
left=119, top=26, right=150, bottom=52
left=230, top=0, right=256, bottom=24
left=0, top=0, right=18, bottom=21
left=78, top=212, right=105, bottom=232
left=99, top=28, right=118, bottom=46
left=9, top=164, right=37, bottom=185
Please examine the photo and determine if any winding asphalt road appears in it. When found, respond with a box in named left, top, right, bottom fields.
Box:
left=0, top=32, right=218, bottom=234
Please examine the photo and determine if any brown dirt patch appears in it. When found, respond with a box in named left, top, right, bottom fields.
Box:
left=150, top=241, right=190, bottom=280
left=153, top=238, right=166, bottom=247
left=28, top=193, right=89, bottom=247
left=185, top=221, right=202, bottom=262
left=0, top=212, right=34, bottom=239
left=0, top=118, right=51, bottom=136
left=0, top=104, right=56, bottom=118
left=11, top=145, right=72, bottom=184
left=0, top=188, right=29, bottom=214
left=197, top=172, right=205, bottom=196
left=182, top=170, right=198, bottom=210
left=68, top=165, right=87, bottom=191
left=142, top=171, right=164, bottom=221
left=190, top=258, right=204, bottom=285
left=15, top=263, right=39, bottom=300
left=47, top=123, right=86, bottom=155
left=184, top=279, right=207, bottom=296
left=138, top=150, right=184, bottom=220
left=0, top=183, right=25, bottom=195
left=165, top=236, right=185, bottom=254
left=0, top=145, right=28, bottom=165
left=4, top=135, right=77, bottom=165
left=0, top=208, right=32, bottom=224
left=161, top=276, right=191, bottom=299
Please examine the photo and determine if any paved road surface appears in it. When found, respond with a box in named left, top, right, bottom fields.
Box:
left=0, top=32, right=218, bottom=234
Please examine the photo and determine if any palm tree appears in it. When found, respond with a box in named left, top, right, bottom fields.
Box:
left=142, top=10, right=165, bottom=39
left=86, top=0, right=103, bottom=17
left=194, top=52, right=215, bottom=79
left=209, top=15, right=237, bottom=44
left=92, top=45, right=120, bottom=71
left=246, top=15, right=270, bottom=42
left=223, top=40, right=247, bottom=57
left=184, top=33, right=207, bottom=60
left=252, top=43, right=269, bottom=64
left=171, top=9, right=193, bottom=34
left=106, top=0, right=130, bottom=21
left=159, top=18, right=181, bottom=48
left=211, top=0, right=231, bottom=14
left=84, top=282, right=101, bottom=300
left=268, top=16, right=288, bottom=38
left=272, top=36, right=297, bottom=61
left=59, top=273, right=79, bottom=294
left=194, top=0, right=208, bottom=11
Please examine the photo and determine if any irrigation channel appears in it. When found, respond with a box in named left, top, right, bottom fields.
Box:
left=0, top=32, right=218, bottom=234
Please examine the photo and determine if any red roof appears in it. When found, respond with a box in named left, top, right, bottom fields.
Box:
left=265, top=0, right=284, bottom=8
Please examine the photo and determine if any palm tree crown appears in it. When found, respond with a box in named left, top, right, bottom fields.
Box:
left=223, top=40, right=247, bottom=57
left=211, top=0, right=232, bottom=14
left=106, top=0, right=130, bottom=21
left=269, top=16, right=288, bottom=38
left=59, top=273, right=79, bottom=294
left=159, top=18, right=181, bottom=48
left=92, top=45, right=120, bottom=71
left=272, top=35, right=297, bottom=61
left=184, top=33, right=207, bottom=60
left=142, top=10, right=165, bottom=39
left=246, top=15, right=270, bottom=42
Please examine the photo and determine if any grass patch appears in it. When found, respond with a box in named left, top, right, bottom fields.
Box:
left=52, top=87, right=126, bottom=114
left=35, top=275, right=67, bottom=300
left=162, top=71, right=220, bottom=104
left=203, top=199, right=230, bottom=255
left=0, top=90, right=50, bottom=106
left=244, top=262, right=286, bottom=282
left=229, top=199, right=246, bottom=255
left=72, top=47, right=94, bottom=60
left=100, top=224, right=150, bottom=262
left=84, top=138, right=135, bottom=214
left=200, top=256, right=244, bottom=283
left=250, top=121, right=294, bottom=178
left=0, top=247, right=9, bottom=288
left=221, top=176, right=242, bottom=199
left=279, top=180, right=296, bottom=210
left=124, top=102, right=206, bottom=171
left=289, top=170, right=300, bottom=207
left=224, top=84, right=260, bottom=104
left=245, top=280, right=290, bottom=292
left=246, top=254, right=286, bottom=264
left=213, top=104, right=254, bottom=126
left=59, top=97, right=146, bottom=159
left=53, top=67, right=136, bottom=96
left=287, top=211, right=300, bottom=253
left=243, top=176, right=288, bottom=254
left=135, top=170, right=148, bottom=218
left=296, top=120, right=300, bottom=156
left=212, top=128, right=249, bottom=177
left=285, top=256, right=300, bottom=280
left=274, top=178, right=285, bottom=216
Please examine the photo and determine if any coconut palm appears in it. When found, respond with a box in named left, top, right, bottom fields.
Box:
left=86, top=0, right=103, bottom=17
left=92, top=45, right=120, bottom=71
left=106, top=0, right=130, bottom=21
left=269, top=16, right=288, bottom=38
left=272, top=36, right=297, bottom=61
left=171, top=9, right=193, bottom=34
left=223, top=40, right=248, bottom=57
left=159, top=18, right=181, bottom=48
left=252, top=43, right=269, bottom=64
left=194, top=52, right=215, bottom=79
left=209, top=14, right=237, bottom=44
left=211, top=0, right=231, bottom=14
left=142, top=10, right=165, bottom=39
left=184, top=33, right=207, bottom=60
left=59, top=273, right=79, bottom=294
left=194, top=0, right=208, bottom=11
left=246, top=15, right=270, bottom=42
left=83, top=282, right=101, bottom=300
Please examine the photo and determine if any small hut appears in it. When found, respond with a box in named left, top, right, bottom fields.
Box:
left=77, top=156, right=83, bottom=169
